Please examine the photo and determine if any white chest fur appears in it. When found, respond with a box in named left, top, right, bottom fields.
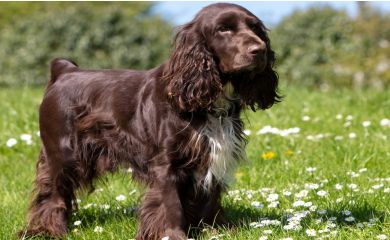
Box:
left=195, top=83, right=247, bottom=190
left=201, top=115, right=246, bottom=190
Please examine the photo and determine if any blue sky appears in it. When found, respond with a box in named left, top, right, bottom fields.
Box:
left=153, top=1, right=390, bottom=27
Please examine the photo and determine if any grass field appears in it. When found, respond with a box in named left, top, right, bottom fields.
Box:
left=0, top=87, right=389, bottom=240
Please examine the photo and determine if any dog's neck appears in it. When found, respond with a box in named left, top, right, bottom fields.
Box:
left=209, top=82, right=239, bottom=118
left=198, top=82, right=246, bottom=190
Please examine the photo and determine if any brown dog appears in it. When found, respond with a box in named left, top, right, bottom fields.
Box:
left=21, top=3, right=280, bottom=239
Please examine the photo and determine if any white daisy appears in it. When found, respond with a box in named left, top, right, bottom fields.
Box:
left=317, top=190, right=328, bottom=197
left=334, top=135, right=344, bottom=141
left=295, top=189, right=309, bottom=198
left=372, top=184, right=384, bottom=189
left=266, top=193, right=279, bottom=202
left=94, top=226, right=103, bottom=233
left=251, top=201, right=264, bottom=209
left=380, top=118, right=390, bottom=126
left=305, top=183, right=319, bottom=190
left=6, top=138, right=17, bottom=147
left=327, top=222, right=337, bottom=228
left=377, top=234, right=388, bottom=240
left=115, top=194, right=126, bottom=201
left=292, top=200, right=305, bottom=208
left=305, top=167, right=317, bottom=173
left=243, top=129, right=251, bottom=136
left=305, top=229, right=316, bottom=236
left=283, top=190, right=292, bottom=196
left=362, top=121, right=371, bottom=127
left=349, top=132, right=357, bottom=139
left=309, top=205, right=317, bottom=212
left=317, top=209, right=327, bottom=215
left=342, top=210, right=351, bottom=216
left=20, top=133, right=32, bottom=141
left=100, top=204, right=110, bottom=210
left=268, top=201, right=279, bottom=208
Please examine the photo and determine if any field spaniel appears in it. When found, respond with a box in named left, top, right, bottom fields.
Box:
left=21, top=3, right=280, bottom=239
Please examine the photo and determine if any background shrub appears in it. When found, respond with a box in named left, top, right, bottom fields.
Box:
left=271, top=3, right=390, bottom=90
left=0, top=2, right=172, bottom=86
left=0, top=2, right=389, bottom=89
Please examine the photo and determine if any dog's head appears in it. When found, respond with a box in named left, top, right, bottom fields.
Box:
left=166, top=3, right=281, bottom=112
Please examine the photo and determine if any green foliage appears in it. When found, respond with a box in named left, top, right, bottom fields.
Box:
left=271, top=7, right=354, bottom=88
left=0, top=2, right=172, bottom=86
left=272, top=4, right=390, bottom=90
left=352, top=3, right=390, bottom=89
left=1, top=2, right=389, bottom=89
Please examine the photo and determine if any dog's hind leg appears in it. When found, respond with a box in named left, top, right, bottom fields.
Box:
left=21, top=135, right=79, bottom=237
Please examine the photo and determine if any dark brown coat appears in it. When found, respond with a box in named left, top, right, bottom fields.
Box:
left=21, top=3, right=280, bottom=239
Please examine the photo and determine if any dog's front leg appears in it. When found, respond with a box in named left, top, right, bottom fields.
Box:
left=136, top=164, right=187, bottom=240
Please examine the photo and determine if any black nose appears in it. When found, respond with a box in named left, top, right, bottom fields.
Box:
left=248, top=44, right=266, bottom=56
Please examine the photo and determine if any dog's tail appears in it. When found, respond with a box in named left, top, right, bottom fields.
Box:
left=49, top=58, right=78, bottom=85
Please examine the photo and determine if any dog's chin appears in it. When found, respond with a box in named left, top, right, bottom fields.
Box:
left=222, top=60, right=266, bottom=75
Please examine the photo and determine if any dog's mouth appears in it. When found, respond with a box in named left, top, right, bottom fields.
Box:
left=220, top=61, right=267, bottom=86
left=226, top=61, right=266, bottom=74
left=216, top=50, right=268, bottom=76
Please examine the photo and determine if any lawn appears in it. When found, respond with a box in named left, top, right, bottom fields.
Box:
left=0, top=87, right=389, bottom=240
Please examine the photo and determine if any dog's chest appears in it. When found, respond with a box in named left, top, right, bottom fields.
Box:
left=194, top=83, right=246, bottom=190
left=201, top=116, right=246, bottom=189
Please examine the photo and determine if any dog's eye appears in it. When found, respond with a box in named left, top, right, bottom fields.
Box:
left=217, top=26, right=232, bottom=33
left=249, top=23, right=258, bottom=32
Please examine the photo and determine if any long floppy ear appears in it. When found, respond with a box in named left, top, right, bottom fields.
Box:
left=236, top=27, right=281, bottom=111
left=165, top=22, right=222, bottom=113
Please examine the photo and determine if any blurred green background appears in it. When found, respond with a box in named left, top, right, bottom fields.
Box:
left=0, top=2, right=389, bottom=89
left=0, top=2, right=171, bottom=86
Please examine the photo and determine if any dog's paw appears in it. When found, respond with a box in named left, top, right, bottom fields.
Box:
left=161, top=228, right=187, bottom=240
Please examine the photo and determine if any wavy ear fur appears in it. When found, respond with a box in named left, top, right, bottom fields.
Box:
left=165, top=23, right=222, bottom=113
left=235, top=27, right=281, bottom=111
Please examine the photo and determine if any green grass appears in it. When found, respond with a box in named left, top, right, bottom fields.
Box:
left=0, top=87, right=389, bottom=240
